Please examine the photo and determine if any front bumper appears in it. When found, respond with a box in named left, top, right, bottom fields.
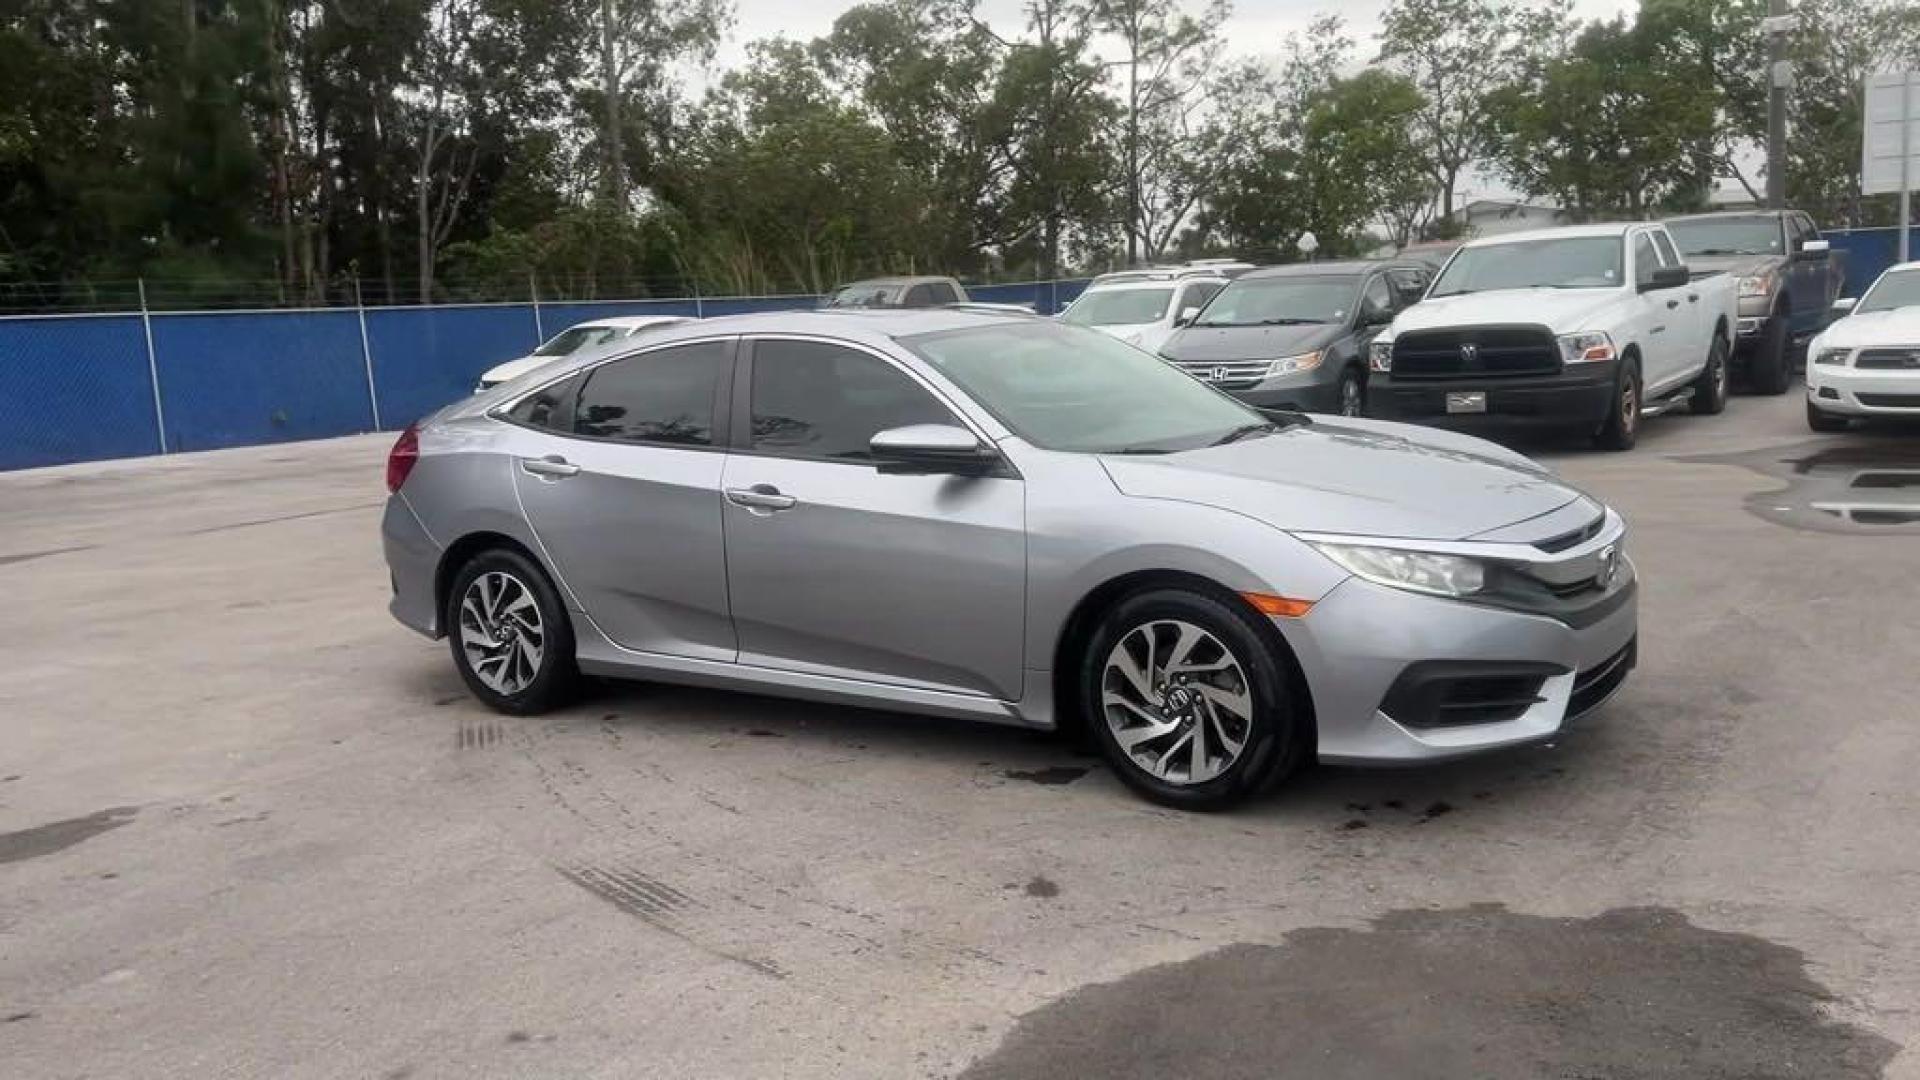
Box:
left=382, top=494, right=445, bottom=638
left=1226, top=372, right=1346, bottom=414
left=1806, top=364, right=1920, bottom=417
left=1274, top=570, right=1639, bottom=765
left=1369, top=361, right=1617, bottom=433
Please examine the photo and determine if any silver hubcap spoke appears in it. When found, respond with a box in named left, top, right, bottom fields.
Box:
left=1101, top=619, right=1254, bottom=786
left=459, top=571, right=544, bottom=696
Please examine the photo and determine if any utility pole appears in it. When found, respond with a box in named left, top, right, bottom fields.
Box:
left=1764, top=0, right=1791, bottom=210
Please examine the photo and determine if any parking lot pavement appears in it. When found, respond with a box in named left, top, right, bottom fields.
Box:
left=4, top=393, right=1918, bottom=1080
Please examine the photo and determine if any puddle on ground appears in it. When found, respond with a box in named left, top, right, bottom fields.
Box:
left=1687, top=439, right=1920, bottom=534
left=959, top=904, right=1896, bottom=1080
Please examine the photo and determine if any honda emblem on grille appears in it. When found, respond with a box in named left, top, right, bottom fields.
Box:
left=1459, top=343, right=1480, bottom=365
left=1595, top=543, right=1619, bottom=588
left=1210, top=366, right=1230, bottom=382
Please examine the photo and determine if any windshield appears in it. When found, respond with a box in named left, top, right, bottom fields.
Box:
left=1061, top=288, right=1175, bottom=326
left=1197, top=276, right=1355, bottom=327
left=903, top=322, right=1265, bottom=454
left=823, top=284, right=899, bottom=308
left=1431, top=237, right=1624, bottom=295
left=1858, top=268, right=1920, bottom=314
left=533, top=325, right=630, bottom=357
left=1667, top=216, right=1784, bottom=257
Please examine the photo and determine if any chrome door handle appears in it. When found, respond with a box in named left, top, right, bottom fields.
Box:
left=725, top=485, right=797, bottom=512
left=521, top=456, right=579, bottom=478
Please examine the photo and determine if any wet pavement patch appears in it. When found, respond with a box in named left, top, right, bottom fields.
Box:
left=1002, top=766, right=1090, bottom=786
left=0, top=807, right=138, bottom=866
left=1023, top=876, right=1061, bottom=899
left=958, top=904, right=1897, bottom=1080
left=1687, top=438, right=1920, bottom=533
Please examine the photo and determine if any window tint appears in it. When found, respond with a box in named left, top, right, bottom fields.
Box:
left=1633, top=234, right=1661, bottom=285
left=570, top=341, right=725, bottom=446
left=1653, top=231, right=1681, bottom=267
left=505, top=373, right=581, bottom=432
left=1361, top=275, right=1394, bottom=318
left=750, top=340, right=955, bottom=461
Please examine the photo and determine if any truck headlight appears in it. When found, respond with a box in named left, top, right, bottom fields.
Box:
left=1268, top=350, right=1324, bottom=377
left=1738, top=272, right=1776, bottom=297
left=1310, top=542, right=1487, bottom=598
left=1558, top=332, right=1615, bottom=364
left=1813, top=348, right=1851, bottom=367
left=1368, top=340, right=1393, bottom=373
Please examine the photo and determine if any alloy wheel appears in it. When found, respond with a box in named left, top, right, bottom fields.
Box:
left=1100, top=619, right=1253, bottom=785
left=1622, top=376, right=1639, bottom=433
left=458, top=570, right=545, bottom=695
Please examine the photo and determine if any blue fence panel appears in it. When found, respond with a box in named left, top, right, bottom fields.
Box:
left=0, top=314, right=156, bottom=470
left=1827, top=227, right=1920, bottom=299
left=367, top=304, right=542, bottom=428
left=151, top=310, right=371, bottom=452
left=537, top=299, right=699, bottom=337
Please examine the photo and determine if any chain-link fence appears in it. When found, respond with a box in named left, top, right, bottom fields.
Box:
left=0, top=280, right=1093, bottom=471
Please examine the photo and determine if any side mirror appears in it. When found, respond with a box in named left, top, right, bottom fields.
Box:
left=1831, top=297, right=1857, bottom=316
left=1796, top=239, right=1831, bottom=262
left=870, top=424, right=1000, bottom=476
left=1639, top=265, right=1691, bottom=293
left=1176, top=306, right=1201, bottom=327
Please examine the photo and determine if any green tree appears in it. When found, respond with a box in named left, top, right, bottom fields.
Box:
left=1784, top=0, right=1920, bottom=226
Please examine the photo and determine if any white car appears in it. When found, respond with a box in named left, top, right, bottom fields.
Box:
left=1368, top=222, right=1738, bottom=450
left=475, top=316, right=689, bottom=392
left=1058, top=274, right=1230, bottom=353
left=1806, top=261, right=1920, bottom=432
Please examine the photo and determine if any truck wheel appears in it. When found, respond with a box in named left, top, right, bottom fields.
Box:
left=1690, top=334, right=1729, bottom=415
left=1593, top=359, right=1640, bottom=452
left=1806, top=399, right=1849, bottom=433
left=1749, top=309, right=1790, bottom=395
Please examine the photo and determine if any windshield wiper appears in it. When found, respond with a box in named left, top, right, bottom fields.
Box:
left=1690, top=247, right=1756, bottom=256
left=1208, top=421, right=1280, bottom=447
left=1430, top=289, right=1475, bottom=297
left=1256, top=317, right=1327, bottom=325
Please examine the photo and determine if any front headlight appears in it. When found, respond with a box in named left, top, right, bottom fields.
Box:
left=1813, top=348, right=1851, bottom=367
left=1738, top=272, right=1776, bottom=297
left=1310, top=542, right=1487, bottom=598
left=1557, top=332, right=1615, bottom=364
left=1368, top=340, right=1393, bottom=373
left=1267, top=350, right=1324, bottom=377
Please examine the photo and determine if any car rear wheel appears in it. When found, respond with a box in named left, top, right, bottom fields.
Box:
left=1080, top=588, right=1306, bottom=810
left=1690, top=335, right=1730, bottom=415
left=447, top=548, right=578, bottom=715
left=1806, top=399, right=1849, bottom=433
left=1593, top=358, right=1641, bottom=452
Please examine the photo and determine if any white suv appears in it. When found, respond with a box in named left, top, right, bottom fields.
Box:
left=1059, top=274, right=1230, bottom=353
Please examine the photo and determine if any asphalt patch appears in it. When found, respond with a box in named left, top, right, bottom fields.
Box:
left=0, top=807, right=138, bottom=865
left=1686, top=438, right=1920, bottom=534
left=958, top=904, right=1896, bottom=1079
left=1023, top=875, right=1061, bottom=899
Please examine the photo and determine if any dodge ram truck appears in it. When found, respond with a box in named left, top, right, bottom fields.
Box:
left=1367, top=222, right=1737, bottom=451
left=1664, top=210, right=1846, bottom=395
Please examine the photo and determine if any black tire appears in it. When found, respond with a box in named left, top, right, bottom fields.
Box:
left=1806, top=399, right=1849, bottom=433
left=1690, top=333, right=1730, bottom=415
left=1748, top=309, right=1791, bottom=395
left=1593, top=357, right=1641, bottom=452
left=1336, top=366, right=1366, bottom=417
left=1079, top=588, right=1307, bottom=810
left=445, top=547, right=579, bottom=715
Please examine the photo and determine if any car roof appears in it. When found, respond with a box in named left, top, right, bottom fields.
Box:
left=570, top=315, right=692, bottom=330
left=1078, top=276, right=1219, bottom=294
left=1463, top=223, right=1648, bottom=246
left=1664, top=210, right=1787, bottom=223
left=831, top=275, right=954, bottom=289
left=1236, top=260, right=1416, bottom=280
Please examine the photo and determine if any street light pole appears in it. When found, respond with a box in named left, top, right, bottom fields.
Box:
left=1766, top=0, right=1789, bottom=210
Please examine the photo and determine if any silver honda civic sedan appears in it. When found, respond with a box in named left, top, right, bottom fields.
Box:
left=382, top=309, right=1636, bottom=809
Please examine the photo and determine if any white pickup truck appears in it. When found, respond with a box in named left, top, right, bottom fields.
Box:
left=1367, top=222, right=1737, bottom=450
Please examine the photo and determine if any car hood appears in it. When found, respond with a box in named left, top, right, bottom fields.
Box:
left=1160, top=323, right=1342, bottom=362
left=1817, top=307, right=1920, bottom=349
left=1679, top=253, right=1777, bottom=279
left=1392, top=288, right=1623, bottom=335
left=1100, top=416, right=1583, bottom=541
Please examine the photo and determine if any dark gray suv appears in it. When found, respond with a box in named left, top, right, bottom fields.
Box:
left=1158, top=261, right=1433, bottom=416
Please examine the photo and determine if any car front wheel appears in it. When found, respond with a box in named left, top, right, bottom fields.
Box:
left=446, top=548, right=579, bottom=715
left=1080, top=588, right=1306, bottom=810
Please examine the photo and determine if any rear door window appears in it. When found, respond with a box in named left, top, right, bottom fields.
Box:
left=901, top=284, right=935, bottom=307
left=570, top=341, right=728, bottom=447
left=929, top=281, right=962, bottom=305
left=748, top=340, right=957, bottom=462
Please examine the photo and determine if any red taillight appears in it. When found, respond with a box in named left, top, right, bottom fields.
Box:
left=386, top=424, right=420, bottom=493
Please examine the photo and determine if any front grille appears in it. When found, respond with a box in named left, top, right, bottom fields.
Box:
left=1535, top=515, right=1605, bottom=553
left=1570, top=639, right=1636, bottom=719
left=1172, top=358, right=1270, bottom=389
left=1854, top=349, right=1920, bottom=371
left=1857, top=393, right=1920, bottom=408
left=1392, top=324, right=1560, bottom=381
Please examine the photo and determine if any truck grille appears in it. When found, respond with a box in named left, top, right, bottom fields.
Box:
left=1854, top=349, right=1920, bottom=371
left=1171, top=358, right=1270, bottom=389
left=1392, top=325, right=1560, bottom=380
